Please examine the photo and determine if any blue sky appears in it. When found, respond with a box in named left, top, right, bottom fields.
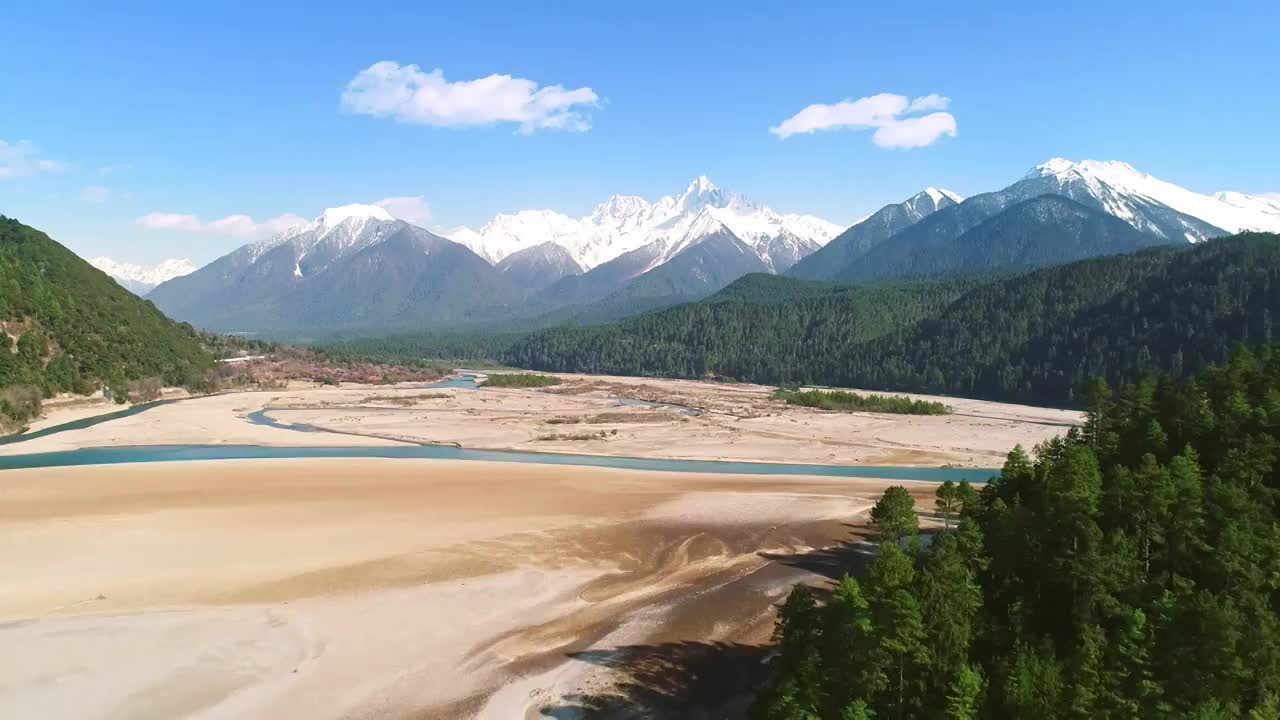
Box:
left=2, top=0, right=1277, bottom=264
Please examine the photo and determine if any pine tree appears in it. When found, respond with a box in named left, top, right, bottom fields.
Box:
left=935, top=480, right=959, bottom=530
left=757, top=584, right=824, bottom=718
left=871, top=486, right=918, bottom=544
left=943, top=664, right=983, bottom=720
left=821, top=575, right=875, bottom=716
left=866, top=542, right=928, bottom=719
left=915, top=533, right=981, bottom=703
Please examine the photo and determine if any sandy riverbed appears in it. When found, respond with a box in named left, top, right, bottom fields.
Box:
left=1, top=375, right=1077, bottom=717
left=3, top=373, right=1079, bottom=467
left=0, top=458, right=940, bottom=719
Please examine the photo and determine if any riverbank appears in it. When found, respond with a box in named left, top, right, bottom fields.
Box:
left=0, top=373, right=1080, bottom=468
left=0, top=458, right=938, bottom=719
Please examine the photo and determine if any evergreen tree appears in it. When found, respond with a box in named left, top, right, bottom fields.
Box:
left=943, top=664, right=983, bottom=720
left=756, top=348, right=1280, bottom=719
left=866, top=542, right=928, bottom=719
left=820, top=576, right=875, bottom=716
left=871, top=486, right=918, bottom=544
left=935, top=481, right=959, bottom=530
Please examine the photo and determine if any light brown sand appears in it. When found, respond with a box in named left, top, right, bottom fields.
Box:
left=3, top=373, right=1079, bottom=468
left=0, top=458, right=934, bottom=719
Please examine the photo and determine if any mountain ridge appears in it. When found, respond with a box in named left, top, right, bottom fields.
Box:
left=442, top=176, right=841, bottom=271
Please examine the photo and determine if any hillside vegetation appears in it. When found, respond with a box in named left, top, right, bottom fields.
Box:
left=756, top=346, right=1280, bottom=718
left=0, top=216, right=214, bottom=428
left=508, top=233, right=1280, bottom=407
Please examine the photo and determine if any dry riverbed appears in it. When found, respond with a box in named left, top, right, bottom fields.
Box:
left=0, top=459, right=939, bottom=719
left=0, top=374, right=1079, bottom=718
left=2, top=373, right=1080, bottom=467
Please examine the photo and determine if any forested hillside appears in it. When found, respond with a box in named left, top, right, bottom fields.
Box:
left=0, top=216, right=214, bottom=428
left=756, top=346, right=1280, bottom=718
left=508, top=277, right=977, bottom=382
left=508, top=233, right=1280, bottom=406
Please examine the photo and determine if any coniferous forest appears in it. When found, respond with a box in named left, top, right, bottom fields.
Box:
left=506, top=233, right=1280, bottom=407
left=755, top=347, right=1280, bottom=719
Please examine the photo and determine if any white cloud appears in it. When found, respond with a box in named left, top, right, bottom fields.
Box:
left=81, top=185, right=111, bottom=204
left=206, top=214, right=260, bottom=237
left=1261, top=192, right=1280, bottom=202
left=374, top=195, right=431, bottom=225
left=0, top=139, right=65, bottom=179
left=872, top=112, right=959, bottom=150
left=137, top=213, right=203, bottom=232
left=770, top=93, right=958, bottom=149
left=136, top=211, right=305, bottom=237
left=262, top=213, right=309, bottom=235
left=907, top=94, right=951, bottom=113
left=341, top=61, right=600, bottom=133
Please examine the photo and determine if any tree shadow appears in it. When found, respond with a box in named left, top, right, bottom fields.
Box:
left=757, top=523, right=879, bottom=585
left=539, top=640, right=768, bottom=719
left=537, top=527, right=900, bottom=718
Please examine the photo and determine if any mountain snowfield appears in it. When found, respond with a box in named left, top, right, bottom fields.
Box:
left=89, top=256, right=196, bottom=294
left=1029, top=158, right=1280, bottom=239
left=243, top=202, right=396, bottom=276
left=442, top=176, right=842, bottom=272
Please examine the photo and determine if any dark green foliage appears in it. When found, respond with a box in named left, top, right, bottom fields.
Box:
left=481, top=373, right=561, bottom=388
left=870, top=486, right=918, bottom=544
left=509, top=233, right=1280, bottom=407
left=319, top=330, right=524, bottom=367
left=509, top=276, right=975, bottom=386
left=756, top=347, right=1280, bottom=717
left=0, top=216, right=213, bottom=427
left=778, top=389, right=951, bottom=415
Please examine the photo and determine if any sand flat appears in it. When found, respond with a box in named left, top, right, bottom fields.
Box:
left=0, top=374, right=1077, bottom=717
left=2, top=373, right=1079, bottom=467
left=0, top=458, right=934, bottom=719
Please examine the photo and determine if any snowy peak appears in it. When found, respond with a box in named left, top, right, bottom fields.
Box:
left=1025, top=157, right=1280, bottom=236
left=687, top=175, right=719, bottom=194
left=673, top=175, right=746, bottom=214
left=904, top=187, right=963, bottom=220
left=591, top=194, right=650, bottom=223
left=1212, top=191, right=1280, bottom=216
left=923, top=187, right=964, bottom=205
left=312, top=203, right=396, bottom=246
left=243, top=203, right=404, bottom=270
left=90, top=257, right=196, bottom=294
left=1028, top=157, right=1083, bottom=178
left=446, top=176, right=838, bottom=271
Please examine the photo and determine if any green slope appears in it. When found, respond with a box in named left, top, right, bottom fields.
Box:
left=507, top=276, right=978, bottom=382
left=507, top=232, right=1280, bottom=406
left=0, top=216, right=214, bottom=426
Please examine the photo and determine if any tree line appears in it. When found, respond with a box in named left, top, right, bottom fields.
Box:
left=776, top=389, right=951, bottom=415
left=505, top=233, right=1280, bottom=408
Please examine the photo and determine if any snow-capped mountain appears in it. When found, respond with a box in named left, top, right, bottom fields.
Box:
left=444, top=176, right=841, bottom=272
left=145, top=157, right=1276, bottom=334
left=243, top=203, right=398, bottom=277
left=495, top=241, right=584, bottom=294
left=788, top=187, right=963, bottom=280
left=825, top=157, right=1268, bottom=283
left=1026, top=159, right=1280, bottom=240
left=147, top=203, right=515, bottom=332
left=89, top=257, right=196, bottom=294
